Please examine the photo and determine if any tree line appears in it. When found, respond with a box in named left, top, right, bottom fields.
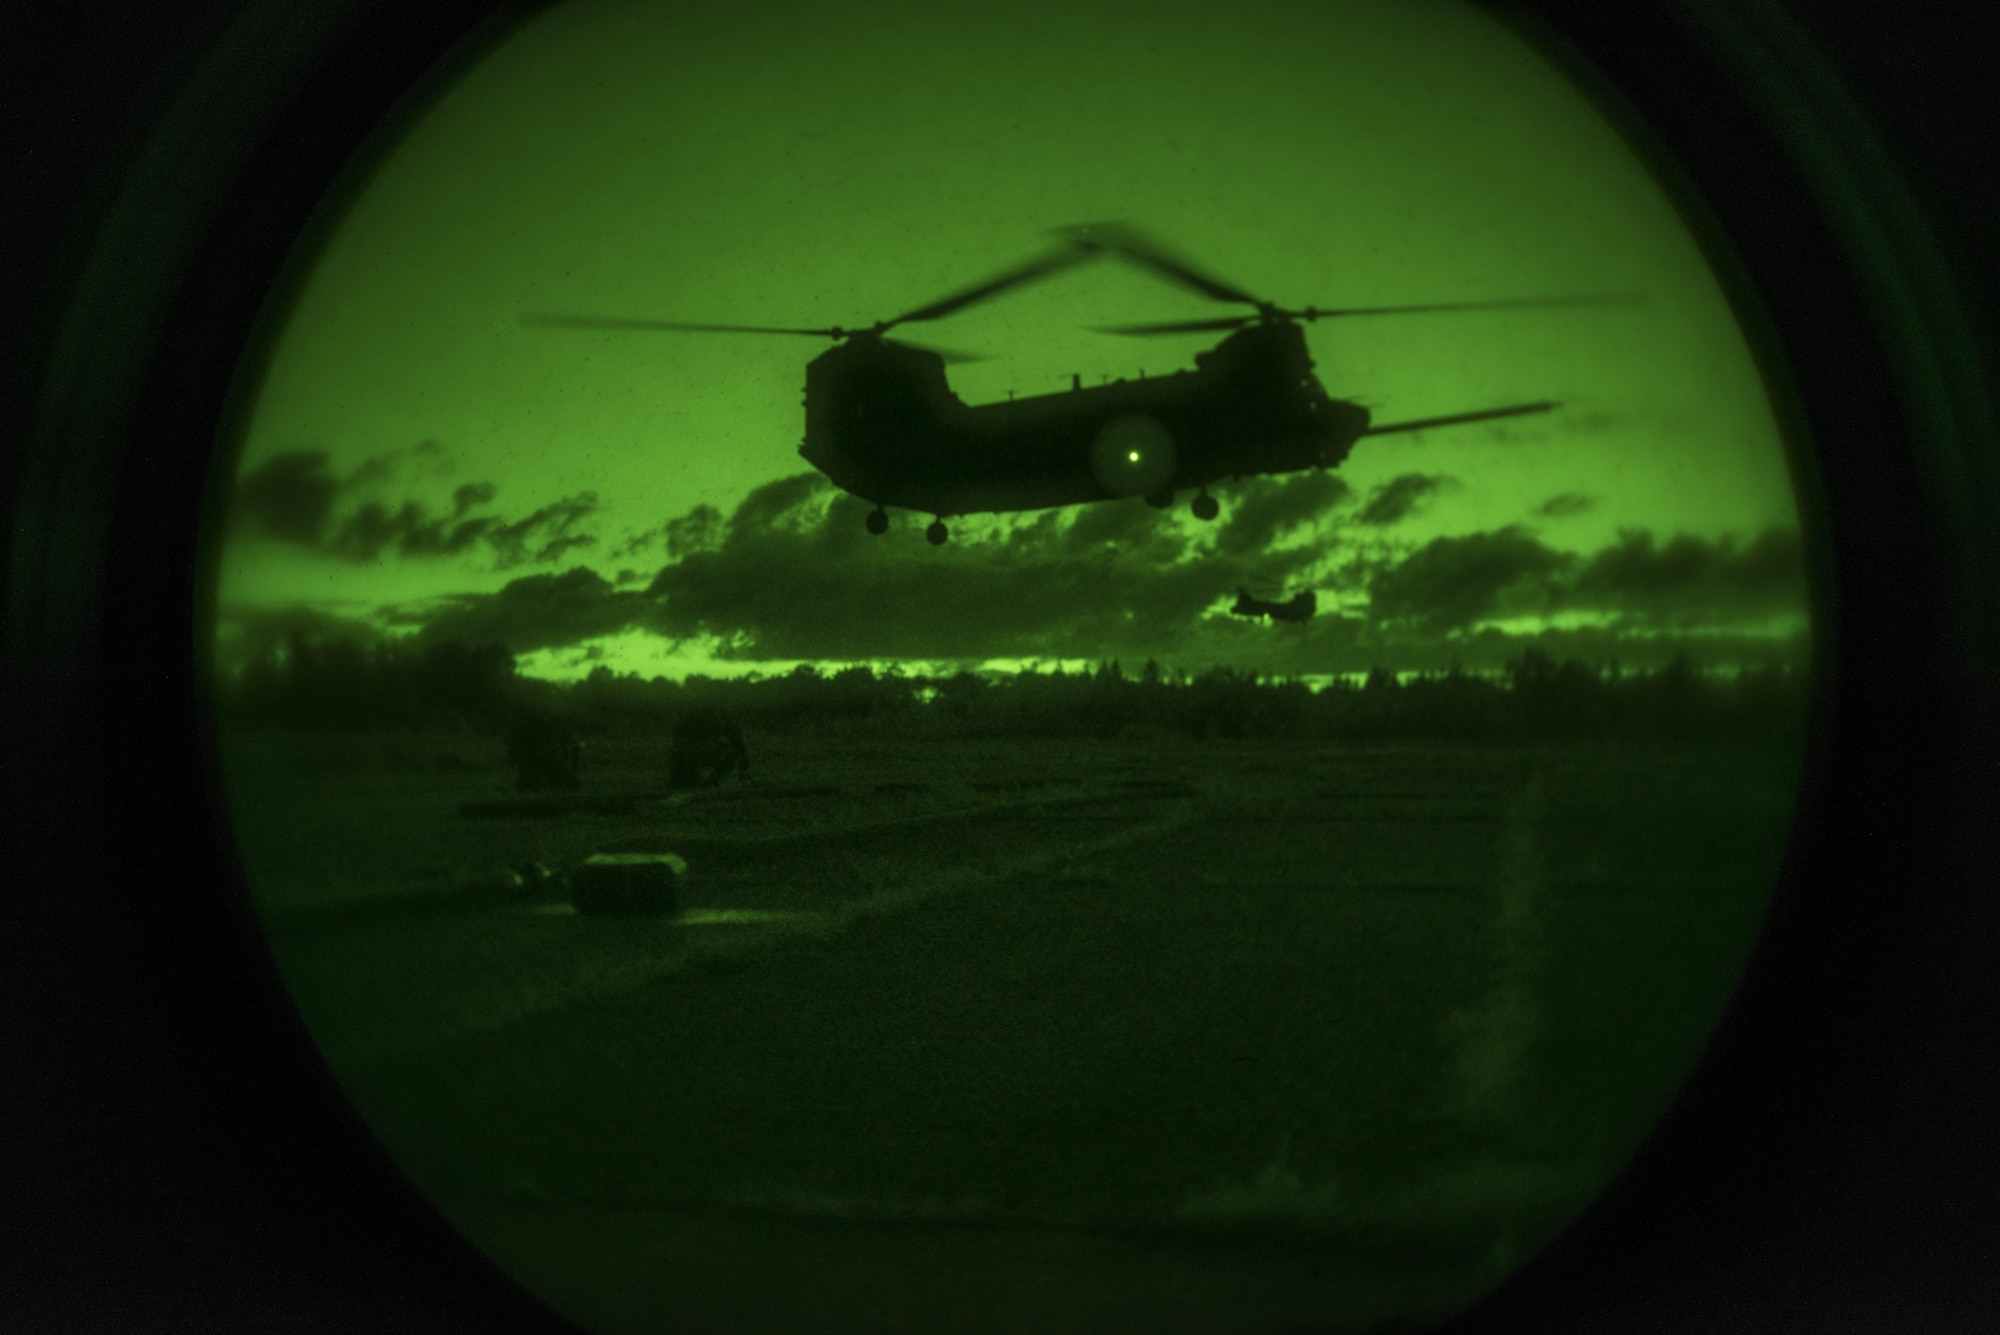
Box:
left=215, top=633, right=1812, bottom=745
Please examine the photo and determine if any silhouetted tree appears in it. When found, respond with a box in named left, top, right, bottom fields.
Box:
left=218, top=633, right=515, bottom=731
left=217, top=640, right=1808, bottom=748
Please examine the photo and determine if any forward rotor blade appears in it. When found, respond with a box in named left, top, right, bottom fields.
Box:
left=1363, top=401, right=1561, bottom=436
left=1091, top=315, right=1254, bottom=336
left=1055, top=222, right=1262, bottom=306
left=886, top=242, right=1101, bottom=326
left=1295, top=294, right=1646, bottom=320
left=520, top=313, right=840, bottom=337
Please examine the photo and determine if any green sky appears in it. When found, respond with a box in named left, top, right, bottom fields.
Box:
left=216, top=0, right=1808, bottom=680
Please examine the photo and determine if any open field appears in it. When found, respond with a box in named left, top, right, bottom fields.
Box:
left=217, top=727, right=1803, bottom=1334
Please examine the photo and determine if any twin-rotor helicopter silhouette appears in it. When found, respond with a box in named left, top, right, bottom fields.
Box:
left=524, top=224, right=1631, bottom=546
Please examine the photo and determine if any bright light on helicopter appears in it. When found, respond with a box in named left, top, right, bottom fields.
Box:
left=1090, top=413, right=1177, bottom=496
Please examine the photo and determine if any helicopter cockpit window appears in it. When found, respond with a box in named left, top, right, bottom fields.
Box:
left=210, top=1, right=1811, bottom=1330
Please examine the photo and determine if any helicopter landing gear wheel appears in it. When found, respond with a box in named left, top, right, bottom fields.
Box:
left=1144, top=487, right=1175, bottom=510
left=865, top=507, right=888, bottom=535
left=926, top=519, right=949, bottom=546
left=1191, top=492, right=1220, bottom=521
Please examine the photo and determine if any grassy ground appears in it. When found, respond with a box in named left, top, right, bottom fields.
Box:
left=216, top=726, right=1802, bottom=1334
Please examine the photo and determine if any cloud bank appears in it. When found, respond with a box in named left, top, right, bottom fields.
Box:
left=400, top=568, right=655, bottom=655
left=229, top=448, right=598, bottom=569
left=630, top=471, right=1354, bottom=663
left=317, top=473, right=1804, bottom=673
left=1356, top=472, right=1450, bottom=527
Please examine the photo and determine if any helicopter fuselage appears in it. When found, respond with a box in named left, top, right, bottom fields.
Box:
left=797, top=322, right=1370, bottom=518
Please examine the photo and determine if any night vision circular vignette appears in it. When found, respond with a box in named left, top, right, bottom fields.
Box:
left=208, top=1, right=1812, bottom=1330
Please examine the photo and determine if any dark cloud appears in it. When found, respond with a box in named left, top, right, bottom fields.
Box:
left=345, top=439, right=443, bottom=488
left=1367, top=527, right=1575, bottom=631
left=1213, top=471, right=1350, bottom=555
left=1323, top=538, right=1402, bottom=593
left=230, top=445, right=601, bottom=571
left=272, top=464, right=1807, bottom=677
left=453, top=481, right=497, bottom=518
left=620, top=475, right=1808, bottom=669
left=608, top=507, right=723, bottom=562
left=412, top=567, right=654, bottom=654
left=484, top=492, right=600, bottom=568
left=666, top=505, right=724, bottom=558
left=534, top=531, right=599, bottom=565
left=1060, top=485, right=1191, bottom=563
left=1537, top=492, right=1595, bottom=518
left=1363, top=524, right=1809, bottom=636
left=330, top=501, right=494, bottom=561
left=1356, top=473, right=1450, bottom=527
left=612, top=527, right=661, bottom=559
left=642, top=472, right=1329, bottom=663
left=1566, top=527, right=1807, bottom=621
left=232, top=451, right=340, bottom=543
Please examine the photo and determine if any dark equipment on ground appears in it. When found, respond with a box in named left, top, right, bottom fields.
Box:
left=506, top=707, right=582, bottom=792
left=524, top=224, right=1633, bottom=541
left=570, top=852, right=686, bottom=916
left=1232, top=587, right=1318, bottom=623
left=669, top=704, right=750, bottom=789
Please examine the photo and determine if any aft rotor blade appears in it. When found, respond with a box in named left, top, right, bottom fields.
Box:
left=886, top=242, right=1101, bottom=326
left=1295, top=294, right=1646, bottom=320
left=1055, top=222, right=1262, bottom=306
left=1363, top=401, right=1561, bottom=436
left=1091, top=315, right=1254, bottom=336
left=886, top=337, right=989, bottom=365
left=521, top=314, right=841, bottom=337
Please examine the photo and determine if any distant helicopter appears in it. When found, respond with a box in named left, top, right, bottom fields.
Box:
left=524, top=224, right=1631, bottom=545
left=1231, top=587, right=1318, bottom=624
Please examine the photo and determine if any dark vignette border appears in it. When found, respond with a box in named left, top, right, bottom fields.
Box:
left=2, top=1, right=1995, bottom=1329
left=1457, top=2, right=2000, bottom=1330
left=4, top=3, right=577, bottom=1330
